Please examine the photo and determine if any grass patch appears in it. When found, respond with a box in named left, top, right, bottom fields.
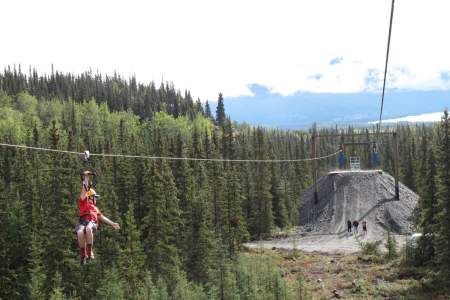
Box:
left=243, top=247, right=450, bottom=299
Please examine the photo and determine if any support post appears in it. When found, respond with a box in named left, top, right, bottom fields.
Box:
left=393, top=132, right=400, bottom=200
left=311, top=133, right=318, bottom=204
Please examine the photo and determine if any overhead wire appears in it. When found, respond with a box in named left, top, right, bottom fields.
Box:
left=0, top=142, right=340, bottom=163
left=377, top=0, right=395, bottom=135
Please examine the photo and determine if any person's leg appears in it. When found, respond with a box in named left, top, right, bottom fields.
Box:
left=85, top=222, right=96, bottom=259
left=76, top=224, right=86, bottom=263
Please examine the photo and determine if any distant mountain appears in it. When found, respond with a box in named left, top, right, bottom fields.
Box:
left=370, top=112, right=444, bottom=124
left=209, top=85, right=450, bottom=129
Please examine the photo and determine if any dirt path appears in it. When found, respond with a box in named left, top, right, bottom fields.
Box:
left=244, top=232, right=407, bottom=254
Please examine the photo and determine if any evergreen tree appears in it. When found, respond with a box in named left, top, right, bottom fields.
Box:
left=250, top=127, right=273, bottom=238
left=96, top=267, right=125, bottom=300
left=136, top=272, right=159, bottom=300
left=270, top=163, right=288, bottom=229
left=143, top=160, right=181, bottom=291
left=224, top=165, right=249, bottom=255
left=204, top=100, right=213, bottom=120
left=0, top=195, right=30, bottom=299
left=172, top=134, right=195, bottom=265
left=434, top=110, right=450, bottom=281
left=417, top=136, right=438, bottom=264
left=49, top=272, right=67, bottom=300
left=118, top=203, right=146, bottom=298
left=215, top=93, right=225, bottom=127
left=28, top=232, right=47, bottom=300
left=156, top=278, right=169, bottom=300
left=209, top=129, right=226, bottom=231
left=385, top=228, right=398, bottom=261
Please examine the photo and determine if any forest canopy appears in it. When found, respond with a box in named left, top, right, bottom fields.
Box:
left=1, top=67, right=449, bottom=299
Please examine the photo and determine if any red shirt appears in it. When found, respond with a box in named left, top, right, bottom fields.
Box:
left=78, top=197, right=102, bottom=224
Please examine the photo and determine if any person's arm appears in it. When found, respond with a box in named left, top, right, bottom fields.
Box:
left=79, top=171, right=94, bottom=200
left=99, top=215, right=120, bottom=230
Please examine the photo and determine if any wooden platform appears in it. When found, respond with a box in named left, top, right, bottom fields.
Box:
left=328, top=169, right=383, bottom=175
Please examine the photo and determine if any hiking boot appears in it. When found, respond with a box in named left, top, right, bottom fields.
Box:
left=86, top=252, right=95, bottom=263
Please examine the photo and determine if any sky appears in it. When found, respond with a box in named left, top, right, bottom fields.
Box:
left=1, top=0, right=450, bottom=102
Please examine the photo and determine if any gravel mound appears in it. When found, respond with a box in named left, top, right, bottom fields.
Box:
left=244, top=170, right=419, bottom=254
left=299, top=170, right=418, bottom=237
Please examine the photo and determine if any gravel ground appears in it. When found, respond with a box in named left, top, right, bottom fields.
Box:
left=245, top=170, right=418, bottom=254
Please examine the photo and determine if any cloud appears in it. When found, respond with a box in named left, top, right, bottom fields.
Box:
left=248, top=84, right=271, bottom=96
left=1, top=0, right=450, bottom=100
left=364, top=69, right=381, bottom=90
left=329, top=57, right=343, bottom=65
left=308, top=74, right=323, bottom=81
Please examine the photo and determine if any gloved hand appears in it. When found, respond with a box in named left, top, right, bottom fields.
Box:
left=80, top=171, right=96, bottom=180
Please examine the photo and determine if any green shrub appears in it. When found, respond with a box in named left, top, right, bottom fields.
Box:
left=385, top=230, right=398, bottom=261
left=359, top=240, right=382, bottom=256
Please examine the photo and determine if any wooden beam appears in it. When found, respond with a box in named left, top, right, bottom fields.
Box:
left=311, top=132, right=318, bottom=204
left=316, top=132, right=394, bottom=139
left=393, top=132, right=400, bottom=200
left=342, top=142, right=371, bottom=146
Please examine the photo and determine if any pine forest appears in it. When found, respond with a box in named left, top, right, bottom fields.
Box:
left=1, top=67, right=449, bottom=299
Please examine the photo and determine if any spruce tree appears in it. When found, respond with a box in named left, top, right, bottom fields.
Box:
left=172, top=134, right=195, bottom=265
left=209, top=129, right=226, bottom=231
left=215, top=93, right=225, bottom=127
left=434, top=109, right=450, bottom=281
left=49, top=272, right=67, bottom=300
left=250, top=127, right=273, bottom=238
left=136, top=271, right=158, bottom=300
left=143, top=160, right=181, bottom=291
left=270, top=163, right=288, bottom=229
left=118, top=203, right=146, bottom=298
left=204, top=100, right=213, bottom=120
left=417, top=138, right=438, bottom=264
left=28, top=232, right=47, bottom=300
left=224, top=163, right=248, bottom=255
left=0, top=195, right=30, bottom=299
left=96, top=267, right=125, bottom=300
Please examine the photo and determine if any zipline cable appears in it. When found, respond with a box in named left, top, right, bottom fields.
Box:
left=377, top=0, right=395, bottom=134
left=0, top=142, right=340, bottom=163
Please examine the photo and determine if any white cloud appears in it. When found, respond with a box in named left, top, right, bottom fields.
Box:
left=1, top=0, right=450, bottom=100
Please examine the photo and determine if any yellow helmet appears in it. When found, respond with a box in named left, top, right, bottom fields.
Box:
left=86, top=188, right=100, bottom=199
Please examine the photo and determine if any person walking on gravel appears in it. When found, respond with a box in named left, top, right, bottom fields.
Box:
left=347, top=220, right=352, bottom=233
left=362, top=220, right=367, bottom=234
left=353, top=220, right=359, bottom=234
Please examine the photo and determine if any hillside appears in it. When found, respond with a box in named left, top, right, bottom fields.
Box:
left=300, top=170, right=418, bottom=236
left=246, top=171, right=418, bottom=253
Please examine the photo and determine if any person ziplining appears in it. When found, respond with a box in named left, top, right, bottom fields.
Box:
left=76, top=170, right=120, bottom=266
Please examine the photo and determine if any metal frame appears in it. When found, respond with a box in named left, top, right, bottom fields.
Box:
left=310, top=130, right=399, bottom=203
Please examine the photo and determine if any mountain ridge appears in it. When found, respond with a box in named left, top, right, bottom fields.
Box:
left=210, top=87, right=450, bottom=129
